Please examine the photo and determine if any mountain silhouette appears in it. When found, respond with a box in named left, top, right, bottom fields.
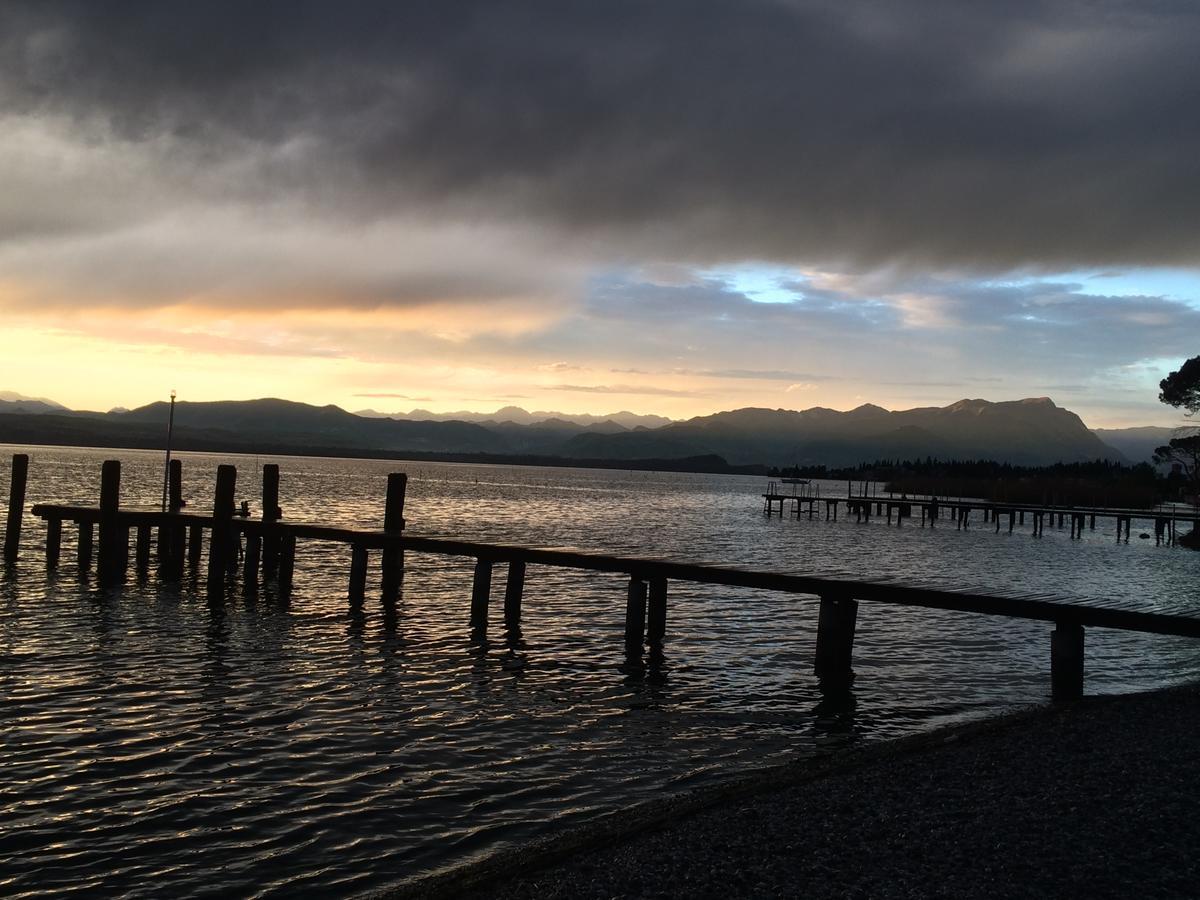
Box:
left=0, top=394, right=1129, bottom=467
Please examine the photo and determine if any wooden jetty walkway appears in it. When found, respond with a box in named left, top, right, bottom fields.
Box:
left=5, top=452, right=1200, bottom=703
left=763, top=484, right=1199, bottom=545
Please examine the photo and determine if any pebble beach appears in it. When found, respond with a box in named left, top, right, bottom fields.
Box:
left=392, top=685, right=1200, bottom=899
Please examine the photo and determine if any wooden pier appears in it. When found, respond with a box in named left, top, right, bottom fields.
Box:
left=5, top=453, right=1200, bottom=702
left=764, top=486, right=1199, bottom=545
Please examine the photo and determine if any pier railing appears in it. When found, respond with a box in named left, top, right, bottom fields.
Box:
left=6, top=453, right=1200, bottom=702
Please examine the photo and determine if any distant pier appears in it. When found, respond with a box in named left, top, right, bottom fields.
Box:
left=763, top=482, right=1198, bottom=545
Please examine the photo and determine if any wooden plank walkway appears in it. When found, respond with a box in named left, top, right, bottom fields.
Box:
left=6, top=453, right=1200, bottom=703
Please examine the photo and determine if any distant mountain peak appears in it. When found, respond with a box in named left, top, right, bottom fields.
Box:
left=0, top=391, right=66, bottom=409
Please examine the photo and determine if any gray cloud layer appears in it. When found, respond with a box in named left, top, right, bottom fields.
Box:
left=4, top=0, right=1200, bottom=276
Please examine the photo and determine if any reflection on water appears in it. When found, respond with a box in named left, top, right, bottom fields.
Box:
left=1, top=445, right=1198, bottom=898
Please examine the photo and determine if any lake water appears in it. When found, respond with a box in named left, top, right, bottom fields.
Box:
left=2, top=445, right=1198, bottom=897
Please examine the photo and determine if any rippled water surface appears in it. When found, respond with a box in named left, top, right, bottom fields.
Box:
left=2, top=446, right=1198, bottom=897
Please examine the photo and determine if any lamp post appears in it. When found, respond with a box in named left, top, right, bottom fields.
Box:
left=161, top=389, right=176, bottom=512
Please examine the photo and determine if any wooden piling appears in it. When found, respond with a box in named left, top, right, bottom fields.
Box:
left=4, top=453, right=29, bottom=564
left=187, top=525, right=203, bottom=568
left=1051, top=622, right=1084, bottom=701
left=78, top=522, right=94, bottom=571
left=169, top=459, right=183, bottom=511
left=504, top=559, right=526, bottom=629
left=244, top=533, right=262, bottom=586
left=647, top=577, right=667, bottom=651
left=381, top=473, right=407, bottom=603
left=470, top=557, right=492, bottom=629
left=135, top=524, right=152, bottom=572
left=625, top=577, right=647, bottom=655
left=46, top=517, right=62, bottom=569
left=97, top=460, right=123, bottom=587
left=160, top=458, right=186, bottom=579
left=261, top=464, right=281, bottom=579
left=205, top=464, right=237, bottom=600
left=348, top=544, right=368, bottom=603
left=814, top=593, right=858, bottom=677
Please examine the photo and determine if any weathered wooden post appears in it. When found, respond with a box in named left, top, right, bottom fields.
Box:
left=243, top=531, right=261, bottom=587
left=78, top=522, right=94, bottom=571
left=1051, top=622, right=1084, bottom=701
left=97, top=460, right=124, bottom=587
left=187, top=525, right=203, bottom=568
left=45, top=517, right=62, bottom=569
left=348, top=545, right=368, bottom=603
left=135, top=524, right=152, bottom=572
left=504, top=559, right=526, bottom=629
left=815, top=592, right=858, bottom=678
left=205, top=465, right=236, bottom=600
left=470, top=558, right=492, bottom=630
left=647, top=576, right=667, bottom=652
left=4, top=453, right=29, bottom=564
left=624, top=576, right=647, bottom=655
left=160, top=458, right=186, bottom=579
left=381, top=473, right=407, bottom=604
left=261, top=464, right=281, bottom=579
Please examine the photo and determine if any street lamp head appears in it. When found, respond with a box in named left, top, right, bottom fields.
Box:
left=170, top=389, right=177, bottom=400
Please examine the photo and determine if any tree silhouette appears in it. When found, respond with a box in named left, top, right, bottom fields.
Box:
left=1159, top=355, right=1200, bottom=416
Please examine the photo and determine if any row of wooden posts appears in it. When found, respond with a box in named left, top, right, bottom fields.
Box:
left=6, top=453, right=665, bottom=656
left=9, top=453, right=1200, bottom=700
left=765, top=492, right=1188, bottom=545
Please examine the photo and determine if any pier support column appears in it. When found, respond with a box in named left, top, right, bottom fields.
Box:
left=244, top=533, right=262, bottom=588
left=470, top=558, right=492, bottom=630
left=625, top=577, right=647, bottom=656
left=187, top=525, right=203, bottom=568
left=78, top=522, right=94, bottom=572
left=815, top=593, right=858, bottom=678
left=97, top=460, right=124, bottom=588
left=46, top=518, right=62, bottom=569
left=206, top=465, right=237, bottom=601
left=158, top=459, right=184, bottom=569
left=135, top=524, right=152, bottom=573
left=381, top=473, right=407, bottom=604
left=504, top=560, right=525, bottom=629
left=348, top=544, right=368, bottom=603
left=261, top=464, right=281, bottom=580
left=4, top=453, right=29, bottom=564
left=1051, top=623, right=1084, bottom=701
left=648, top=577, right=667, bottom=653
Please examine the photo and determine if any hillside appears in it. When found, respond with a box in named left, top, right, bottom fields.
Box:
left=0, top=394, right=1131, bottom=468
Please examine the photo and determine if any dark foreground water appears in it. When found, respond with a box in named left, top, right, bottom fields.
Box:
left=1, top=446, right=1197, bottom=897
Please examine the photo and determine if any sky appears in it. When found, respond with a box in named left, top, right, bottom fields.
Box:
left=2, top=1, right=1199, bottom=427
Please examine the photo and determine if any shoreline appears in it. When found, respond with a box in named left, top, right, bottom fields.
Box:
left=376, top=684, right=1200, bottom=899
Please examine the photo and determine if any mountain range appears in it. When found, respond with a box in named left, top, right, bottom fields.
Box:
left=0, top=392, right=1174, bottom=467
left=354, top=405, right=672, bottom=429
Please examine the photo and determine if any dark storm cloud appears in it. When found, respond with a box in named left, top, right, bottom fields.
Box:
left=5, top=0, right=1200, bottom=270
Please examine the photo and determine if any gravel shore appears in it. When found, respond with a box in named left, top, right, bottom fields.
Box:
left=391, top=685, right=1200, bottom=899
